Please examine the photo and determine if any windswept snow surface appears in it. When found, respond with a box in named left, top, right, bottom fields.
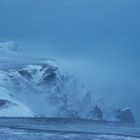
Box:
left=0, top=129, right=139, bottom=140
left=0, top=117, right=139, bottom=140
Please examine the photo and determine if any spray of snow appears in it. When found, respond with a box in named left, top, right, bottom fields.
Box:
left=0, top=41, right=18, bottom=53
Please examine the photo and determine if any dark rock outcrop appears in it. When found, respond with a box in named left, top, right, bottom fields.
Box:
left=0, top=99, right=12, bottom=108
left=115, top=108, right=135, bottom=124
left=18, top=70, right=32, bottom=80
left=89, top=105, right=103, bottom=120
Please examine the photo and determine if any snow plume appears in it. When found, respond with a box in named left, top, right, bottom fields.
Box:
left=0, top=62, right=95, bottom=118
left=0, top=58, right=135, bottom=123
left=0, top=41, right=18, bottom=53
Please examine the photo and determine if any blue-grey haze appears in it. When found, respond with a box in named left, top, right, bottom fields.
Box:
left=0, top=0, right=140, bottom=122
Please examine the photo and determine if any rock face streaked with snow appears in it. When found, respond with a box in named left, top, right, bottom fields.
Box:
left=0, top=43, right=136, bottom=123
left=0, top=62, right=92, bottom=118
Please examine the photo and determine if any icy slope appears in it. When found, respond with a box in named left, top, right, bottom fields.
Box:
left=0, top=87, right=34, bottom=117
left=0, top=62, right=92, bottom=118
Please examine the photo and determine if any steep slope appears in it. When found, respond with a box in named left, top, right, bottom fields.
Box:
left=0, top=63, right=91, bottom=118
left=0, top=86, right=34, bottom=117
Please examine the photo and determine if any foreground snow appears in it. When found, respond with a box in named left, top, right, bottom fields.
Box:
left=0, top=129, right=139, bottom=140
left=0, top=117, right=139, bottom=140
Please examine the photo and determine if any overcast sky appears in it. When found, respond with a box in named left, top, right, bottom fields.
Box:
left=0, top=0, right=140, bottom=122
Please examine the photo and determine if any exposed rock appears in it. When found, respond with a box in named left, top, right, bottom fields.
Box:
left=115, top=107, right=135, bottom=124
left=88, top=105, right=103, bottom=120
left=0, top=99, right=10, bottom=107
left=18, top=70, right=32, bottom=80
left=42, top=66, right=57, bottom=84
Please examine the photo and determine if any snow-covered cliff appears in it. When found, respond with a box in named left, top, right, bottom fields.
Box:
left=0, top=42, right=135, bottom=123
left=0, top=62, right=92, bottom=118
